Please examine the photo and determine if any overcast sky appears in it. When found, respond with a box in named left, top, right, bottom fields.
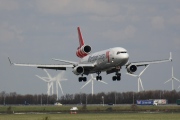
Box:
left=0, top=0, right=180, bottom=96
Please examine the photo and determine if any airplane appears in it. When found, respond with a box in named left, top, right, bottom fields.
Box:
left=8, top=27, right=172, bottom=82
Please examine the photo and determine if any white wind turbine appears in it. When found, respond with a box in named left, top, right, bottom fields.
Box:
left=81, top=74, right=108, bottom=96
left=36, top=69, right=67, bottom=100
left=127, top=65, right=149, bottom=92
left=54, top=71, right=68, bottom=100
left=36, top=69, right=54, bottom=96
left=164, top=66, right=180, bottom=90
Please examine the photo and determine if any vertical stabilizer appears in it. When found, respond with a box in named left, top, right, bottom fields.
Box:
left=77, top=27, right=84, bottom=48
left=76, top=27, right=91, bottom=58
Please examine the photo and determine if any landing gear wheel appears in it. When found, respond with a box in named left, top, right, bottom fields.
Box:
left=79, top=77, right=87, bottom=82
left=79, top=77, right=82, bottom=82
left=96, top=76, right=102, bottom=80
left=112, top=76, right=117, bottom=81
left=96, top=76, right=99, bottom=81
left=117, top=75, right=121, bottom=81
left=83, top=77, right=87, bottom=82
left=112, top=73, right=121, bottom=81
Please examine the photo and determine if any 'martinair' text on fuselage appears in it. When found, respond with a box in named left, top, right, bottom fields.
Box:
left=88, top=53, right=106, bottom=63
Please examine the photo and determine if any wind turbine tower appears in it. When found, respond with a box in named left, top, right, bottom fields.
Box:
left=81, top=74, right=108, bottom=96
left=127, top=65, right=149, bottom=92
left=164, top=66, right=180, bottom=90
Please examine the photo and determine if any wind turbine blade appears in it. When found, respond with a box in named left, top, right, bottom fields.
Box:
left=139, top=65, right=149, bottom=76
left=58, top=81, right=64, bottom=95
left=98, top=80, right=108, bottom=84
left=43, top=69, right=52, bottom=79
left=80, top=80, right=91, bottom=89
left=174, top=77, right=180, bottom=82
left=56, top=72, right=62, bottom=79
left=139, top=78, right=144, bottom=90
left=60, top=71, right=65, bottom=77
left=36, top=75, right=48, bottom=82
left=56, top=71, right=66, bottom=79
left=164, top=79, right=172, bottom=84
left=126, top=73, right=138, bottom=77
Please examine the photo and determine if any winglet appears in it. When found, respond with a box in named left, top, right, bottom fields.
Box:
left=8, top=57, right=13, bottom=66
left=169, top=52, right=172, bottom=61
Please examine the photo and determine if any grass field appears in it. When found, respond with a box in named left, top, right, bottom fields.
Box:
left=0, top=105, right=180, bottom=120
left=0, top=113, right=180, bottom=120
left=1, top=105, right=180, bottom=113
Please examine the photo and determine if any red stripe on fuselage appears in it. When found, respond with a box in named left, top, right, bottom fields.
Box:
left=106, top=51, right=110, bottom=62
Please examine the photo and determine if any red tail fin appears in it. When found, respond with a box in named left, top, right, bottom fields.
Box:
left=77, top=27, right=84, bottom=48
left=76, top=27, right=91, bottom=58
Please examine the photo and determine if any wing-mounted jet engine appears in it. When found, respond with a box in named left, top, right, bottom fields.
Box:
left=126, top=64, right=137, bottom=74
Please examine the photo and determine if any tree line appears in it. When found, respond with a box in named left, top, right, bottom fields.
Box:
left=0, top=90, right=180, bottom=105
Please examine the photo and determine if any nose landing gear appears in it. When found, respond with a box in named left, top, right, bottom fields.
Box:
left=78, top=75, right=87, bottom=82
left=96, top=72, right=102, bottom=80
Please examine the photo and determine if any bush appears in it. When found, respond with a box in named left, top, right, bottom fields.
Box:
left=131, top=104, right=138, bottom=111
left=106, top=107, right=113, bottom=112
left=6, top=106, right=13, bottom=114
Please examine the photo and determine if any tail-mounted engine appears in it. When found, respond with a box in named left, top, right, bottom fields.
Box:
left=72, top=66, right=84, bottom=75
left=76, top=45, right=91, bottom=58
left=127, top=64, right=137, bottom=74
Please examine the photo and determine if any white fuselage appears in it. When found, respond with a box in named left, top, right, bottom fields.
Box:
left=80, top=47, right=129, bottom=73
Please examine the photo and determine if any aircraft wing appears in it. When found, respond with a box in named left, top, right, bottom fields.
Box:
left=8, top=57, right=73, bottom=70
left=126, top=52, right=172, bottom=67
left=8, top=57, right=96, bottom=70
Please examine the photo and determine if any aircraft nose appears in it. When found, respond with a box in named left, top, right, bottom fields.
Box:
left=120, top=53, right=129, bottom=64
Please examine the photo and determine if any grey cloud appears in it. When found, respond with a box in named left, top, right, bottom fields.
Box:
left=0, top=22, right=24, bottom=42
left=151, top=16, right=165, bottom=30
left=101, top=25, right=136, bottom=41
left=0, top=0, right=19, bottom=11
left=36, top=0, right=119, bottom=16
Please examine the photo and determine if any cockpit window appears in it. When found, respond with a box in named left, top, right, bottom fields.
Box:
left=117, top=51, right=127, bottom=55
left=117, top=51, right=121, bottom=55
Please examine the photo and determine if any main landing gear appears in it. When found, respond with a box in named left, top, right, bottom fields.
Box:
left=96, top=72, right=102, bottom=80
left=112, top=72, right=121, bottom=81
left=78, top=75, right=87, bottom=82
